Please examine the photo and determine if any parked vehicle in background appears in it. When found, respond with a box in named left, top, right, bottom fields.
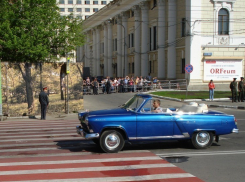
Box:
left=76, top=94, right=238, bottom=153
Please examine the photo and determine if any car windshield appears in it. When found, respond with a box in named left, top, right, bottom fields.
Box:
left=121, top=95, right=145, bottom=111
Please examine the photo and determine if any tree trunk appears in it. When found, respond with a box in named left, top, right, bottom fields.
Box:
left=18, top=63, right=34, bottom=115
left=40, top=63, right=43, bottom=91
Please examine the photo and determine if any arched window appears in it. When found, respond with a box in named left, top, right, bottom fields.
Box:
left=218, top=9, right=229, bottom=35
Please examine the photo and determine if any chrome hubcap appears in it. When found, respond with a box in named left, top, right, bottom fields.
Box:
left=196, top=132, right=210, bottom=146
left=105, top=133, right=120, bottom=150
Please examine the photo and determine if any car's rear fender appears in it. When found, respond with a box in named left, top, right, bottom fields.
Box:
left=192, top=129, right=216, bottom=136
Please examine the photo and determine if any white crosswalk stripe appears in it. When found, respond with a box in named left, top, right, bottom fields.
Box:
left=0, top=119, right=204, bottom=182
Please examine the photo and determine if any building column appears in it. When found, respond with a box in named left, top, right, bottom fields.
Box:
left=92, top=29, right=97, bottom=76
left=85, top=34, right=90, bottom=67
left=122, top=12, right=128, bottom=77
left=103, top=22, right=108, bottom=77
left=140, top=1, right=149, bottom=77
left=157, top=0, right=166, bottom=79
left=107, top=21, right=113, bottom=77
left=185, top=0, right=202, bottom=83
left=96, top=27, right=101, bottom=76
left=167, top=0, right=176, bottom=79
left=133, top=5, right=141, bottom=77
left=117, top=16, right=123, bottom=77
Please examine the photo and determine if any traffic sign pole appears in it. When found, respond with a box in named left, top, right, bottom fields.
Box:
left=66, top=57, right=70, bottom=114
left=184, top=64, right=193, bottom=99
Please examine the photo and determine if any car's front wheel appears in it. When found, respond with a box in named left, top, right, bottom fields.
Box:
left=100, top=130, right=125, bottom=153
left=191, top=131, right=213, bottom=149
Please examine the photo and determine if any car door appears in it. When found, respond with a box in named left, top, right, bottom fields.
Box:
left=136, top=99, right=174, bottom=139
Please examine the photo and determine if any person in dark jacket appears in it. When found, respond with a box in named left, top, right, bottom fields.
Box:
left=230, top=78, right=238, bottom=103
left=39, top=87, right=49, bottom=120
left=238, top=77, right=244, bottom=102
left=92, top=78, right=99, bottom=95
left=106, top=77, right=111, bottom=94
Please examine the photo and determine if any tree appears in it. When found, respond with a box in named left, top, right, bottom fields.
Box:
left=0, top=0, right=85, bottom=114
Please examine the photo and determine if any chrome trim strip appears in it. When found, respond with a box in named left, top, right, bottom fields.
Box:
left=129, top=135, right=187, bottom=140
left=232, top=128, right=239, bottom=133
left=182, top=132, right=190, bottom=137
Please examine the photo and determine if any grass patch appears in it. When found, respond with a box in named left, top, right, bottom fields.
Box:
left=151, top=91, right=231, bottom=100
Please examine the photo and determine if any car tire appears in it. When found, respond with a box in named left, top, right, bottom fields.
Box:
left=100, top=130, right=125, bottom=153
left=191, top=131, right=213, bottom=149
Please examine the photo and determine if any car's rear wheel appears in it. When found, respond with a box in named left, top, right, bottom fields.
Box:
left=191, top=131, right=213, bottom=149
left=100, top=130, right=125, bottom=153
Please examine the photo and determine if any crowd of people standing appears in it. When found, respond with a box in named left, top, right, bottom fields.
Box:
left=83, top=75, right=160, bottom=95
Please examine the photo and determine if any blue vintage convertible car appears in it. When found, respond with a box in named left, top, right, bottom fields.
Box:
left=76, top=94, right=238, bottom=153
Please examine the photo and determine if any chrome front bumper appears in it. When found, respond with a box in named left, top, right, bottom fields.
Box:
left=232, top=128, right=239, bottom=133
left=76, top=126, right=100, bottom=139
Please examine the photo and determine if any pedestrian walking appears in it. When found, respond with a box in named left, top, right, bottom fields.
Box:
left=230, top=78, right=238, bottom=103
left=208, top=80, right=215, bottom=101
left=238, top=77, right=244, bottom=102
left=39, top=86, right=49, bottom=120
left=91, top=78, right=99, bottom=95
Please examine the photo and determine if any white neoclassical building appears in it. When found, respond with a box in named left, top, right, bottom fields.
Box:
left=57, top=0, right=113, bottom=20
left=77, top=0, right=245, bottom=90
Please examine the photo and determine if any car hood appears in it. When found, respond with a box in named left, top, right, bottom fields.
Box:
left=88, top=108, right=128, bottom=116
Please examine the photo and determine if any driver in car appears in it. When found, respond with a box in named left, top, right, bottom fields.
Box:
left=152, top=99, right=163, bottom=113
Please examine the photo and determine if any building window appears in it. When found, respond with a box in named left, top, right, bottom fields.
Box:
left=59, top=8, right=65, bottom=12
left=131, top=33, right=134, bottom=47
left=131, top=10, right=134, bottom=17
left=93, top=8, right=98, bottom=12
left=77, top=15, right=82, bottom=19
left=181, top=58, right=185, bottom=73
left=59, top=0, right=65, bottom=4
left=132, top=62, right=134, bottom=74
left=85, top=15, right=90, bottom=19
left=128, top=63, right=131, bottom=73
left=149, top=27, right=152, bottom=50
left=153, top=26, right=157, bottom=50
left=181, top=18, right=186, bottom=37
left=68, top=0, right=73, bottom=4
left=150, top=27, right=157, bottom=51
left=68, top=8, right=73, bottom=12
left=115, top=38, right=117, bottom=51
left=85, top=0, right=90, bottom=4
left=149, top=61, right=152, bottom=74
left=76, top=0, right=82, bottom=4
left=77, top=8, right=82, bottom=12
left=93, top=1, right=98, bottom=4
left=101, top=1, right=106, bottom=5
left=153, top=0, right=157, bottom=7
left=128, top=34, right=131, bottom=48
left=85, top=8, right=90, bottom=12
left=151, top=0, right=157, bottom=9
left=218, top=8, right=229, bottom=35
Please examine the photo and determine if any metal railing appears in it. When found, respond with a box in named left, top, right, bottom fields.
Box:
left=83, top=79, right=188, bottom=95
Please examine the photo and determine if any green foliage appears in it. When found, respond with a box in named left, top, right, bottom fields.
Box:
left=0, top=0, right=85, bottom=63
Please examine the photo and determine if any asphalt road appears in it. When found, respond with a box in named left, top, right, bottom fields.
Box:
left=83, top=92, right=245, bottom=182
